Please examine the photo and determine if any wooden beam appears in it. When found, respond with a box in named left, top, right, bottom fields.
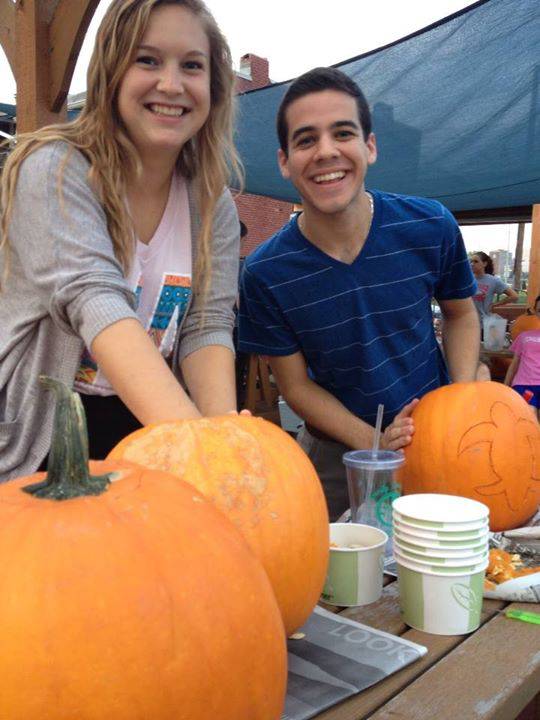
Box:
left=0, top=0, right=16, bottom=75
left=513, top=223, right=524, bottom=292
left=528, top=204, right=540, bottom=307
left=454, top=206, right=532, bottom=225
left=49, top=0, right=100, bottom=112
left=15, top=0, right=65, bottom=132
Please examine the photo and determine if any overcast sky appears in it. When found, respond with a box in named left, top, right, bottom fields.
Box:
left=0, top=0, right=532, bottom=263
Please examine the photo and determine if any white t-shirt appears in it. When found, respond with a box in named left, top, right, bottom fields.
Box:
left=75, top=172, right=192, bottom=396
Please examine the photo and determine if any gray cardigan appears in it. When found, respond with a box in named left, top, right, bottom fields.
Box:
left=0, top=142, right=239, bottom=481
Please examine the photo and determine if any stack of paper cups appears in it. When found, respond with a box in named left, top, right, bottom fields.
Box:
left=392, top=494, right=489, bottom=636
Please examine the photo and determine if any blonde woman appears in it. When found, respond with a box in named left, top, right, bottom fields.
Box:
left=0, top=0, right=242, bottom=479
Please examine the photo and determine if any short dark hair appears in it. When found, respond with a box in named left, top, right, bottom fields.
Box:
left=276, top=67, right=372, bottom=154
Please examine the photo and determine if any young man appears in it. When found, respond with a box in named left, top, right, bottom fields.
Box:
left=239, top=68, right=479, bottom=518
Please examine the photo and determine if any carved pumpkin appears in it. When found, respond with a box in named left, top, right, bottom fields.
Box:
left=510, top=313, right=540, bottom=341
left=0, top=379, right=286, bottom=720
left=110, top=415, right=329, bottom=635
left=401, top=381, right=540, bottom=531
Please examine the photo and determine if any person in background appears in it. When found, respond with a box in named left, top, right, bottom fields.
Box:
left=0, top=0, right=241, bottom=480
left=239, top=67, right=479, bottom=518
left=504, top=295, right=540, bottom=420
left=470, top=251, right=518, bottom=321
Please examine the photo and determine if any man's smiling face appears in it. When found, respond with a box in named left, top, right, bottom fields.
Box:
left=278, top=89, right=377, bottom=219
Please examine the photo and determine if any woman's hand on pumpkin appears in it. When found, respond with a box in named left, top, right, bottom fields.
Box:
left=380, top=399, right=419, bottom=451
left=227, top=409, right=252, bottom=416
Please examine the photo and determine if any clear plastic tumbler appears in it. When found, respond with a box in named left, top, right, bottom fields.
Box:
left=342, top=450, right=405, bottom=538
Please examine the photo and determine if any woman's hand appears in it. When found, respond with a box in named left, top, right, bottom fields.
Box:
left=380, top=399, right=419, bottom=451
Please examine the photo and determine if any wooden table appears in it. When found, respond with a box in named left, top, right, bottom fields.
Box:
left=317, top=575, right=540, bottom=720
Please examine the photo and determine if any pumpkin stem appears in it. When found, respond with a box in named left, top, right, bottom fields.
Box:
left=23, top=376, right=112, bottom=500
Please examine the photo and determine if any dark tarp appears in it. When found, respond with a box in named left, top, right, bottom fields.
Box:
left=235, top=0, right=540, bottom=213
left=0, top=104, right=79, bottom=126
left=0, top=103, right=16, bottom=123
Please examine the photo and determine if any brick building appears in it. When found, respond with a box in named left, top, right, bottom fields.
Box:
left=233, top=54, right=293, bottom=257
left=489, top=249, right=514, bottom=281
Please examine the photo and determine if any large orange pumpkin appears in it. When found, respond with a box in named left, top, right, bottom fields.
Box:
left=510, top=313, right=540, bottom=341
left=110, top=415, right=329, bottom=635
left=401, top=381, right=540, bottom=531
left=0, top=379, right=287, bottom=720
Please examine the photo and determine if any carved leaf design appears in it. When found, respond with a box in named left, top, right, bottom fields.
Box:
left=458, top=402, right=540, bottom=511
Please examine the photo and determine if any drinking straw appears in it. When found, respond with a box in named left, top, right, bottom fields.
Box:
left=372, top=403, right=385, bottom=457
left=363, top=404, right=385, bottom=518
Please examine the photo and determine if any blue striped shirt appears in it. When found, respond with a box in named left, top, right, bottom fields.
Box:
left=239, top=190, right=476, bottom=427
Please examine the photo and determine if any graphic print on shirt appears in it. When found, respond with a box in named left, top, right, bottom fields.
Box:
left=75, top=272, right=192, bottom=388
left=148, top=273, right=192, bottom=356
left=76, top=346, right=99, bottom=385
left=473, top=282, right=489, bottom=303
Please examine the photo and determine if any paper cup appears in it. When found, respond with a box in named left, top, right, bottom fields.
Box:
left=394, top=541, right=488, bottom=566
left=397, top=559, right=485, bottom=635
left=394, top=510, right=488, bottom=533
left=393, top=494, right=489, bottom=527
left=393, top=548, right=488, bottom=575
left=321, top=523, right=387, bottom=607
left=393, top=517, right=488, bottom=540
left=394, top=534, right=488, bottom=558
left=393, top=525, right=489, bottom=549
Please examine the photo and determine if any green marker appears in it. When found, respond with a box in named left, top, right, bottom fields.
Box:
left=505, top=609, right=540, bottom=625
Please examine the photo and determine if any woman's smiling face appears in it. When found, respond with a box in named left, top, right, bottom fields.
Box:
left=117, top=4, right=211, bottom=164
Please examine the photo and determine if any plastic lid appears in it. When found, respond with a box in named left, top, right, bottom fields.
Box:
left=342, top=449, right=405, bottom=470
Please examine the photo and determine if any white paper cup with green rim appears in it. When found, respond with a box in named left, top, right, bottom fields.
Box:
left=393, top=547, right=488, bottom=575
left=321, top=523, right=388, bottom=607
left=394, top=511, right=488, bottom=533
left=396, top=553, right=487, bottom=635
left=393, top=524, right=489, bottom=549
left=393, top=517, right=489, bottom=541
left=394, top=533, right=488, bottom=558
left=394, top=541, right=488, bottom=567
left=393, top=494, right=489, bottom=531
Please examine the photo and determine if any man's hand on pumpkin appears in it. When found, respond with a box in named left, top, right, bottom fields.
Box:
left=380, top=399, right=419, bottom=451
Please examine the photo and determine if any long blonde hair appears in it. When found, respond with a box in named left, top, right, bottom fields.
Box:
left=0, top=0, right=242, bottom=298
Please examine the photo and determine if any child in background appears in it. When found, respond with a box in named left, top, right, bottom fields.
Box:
left=504, top=295, right=540, bottom=420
